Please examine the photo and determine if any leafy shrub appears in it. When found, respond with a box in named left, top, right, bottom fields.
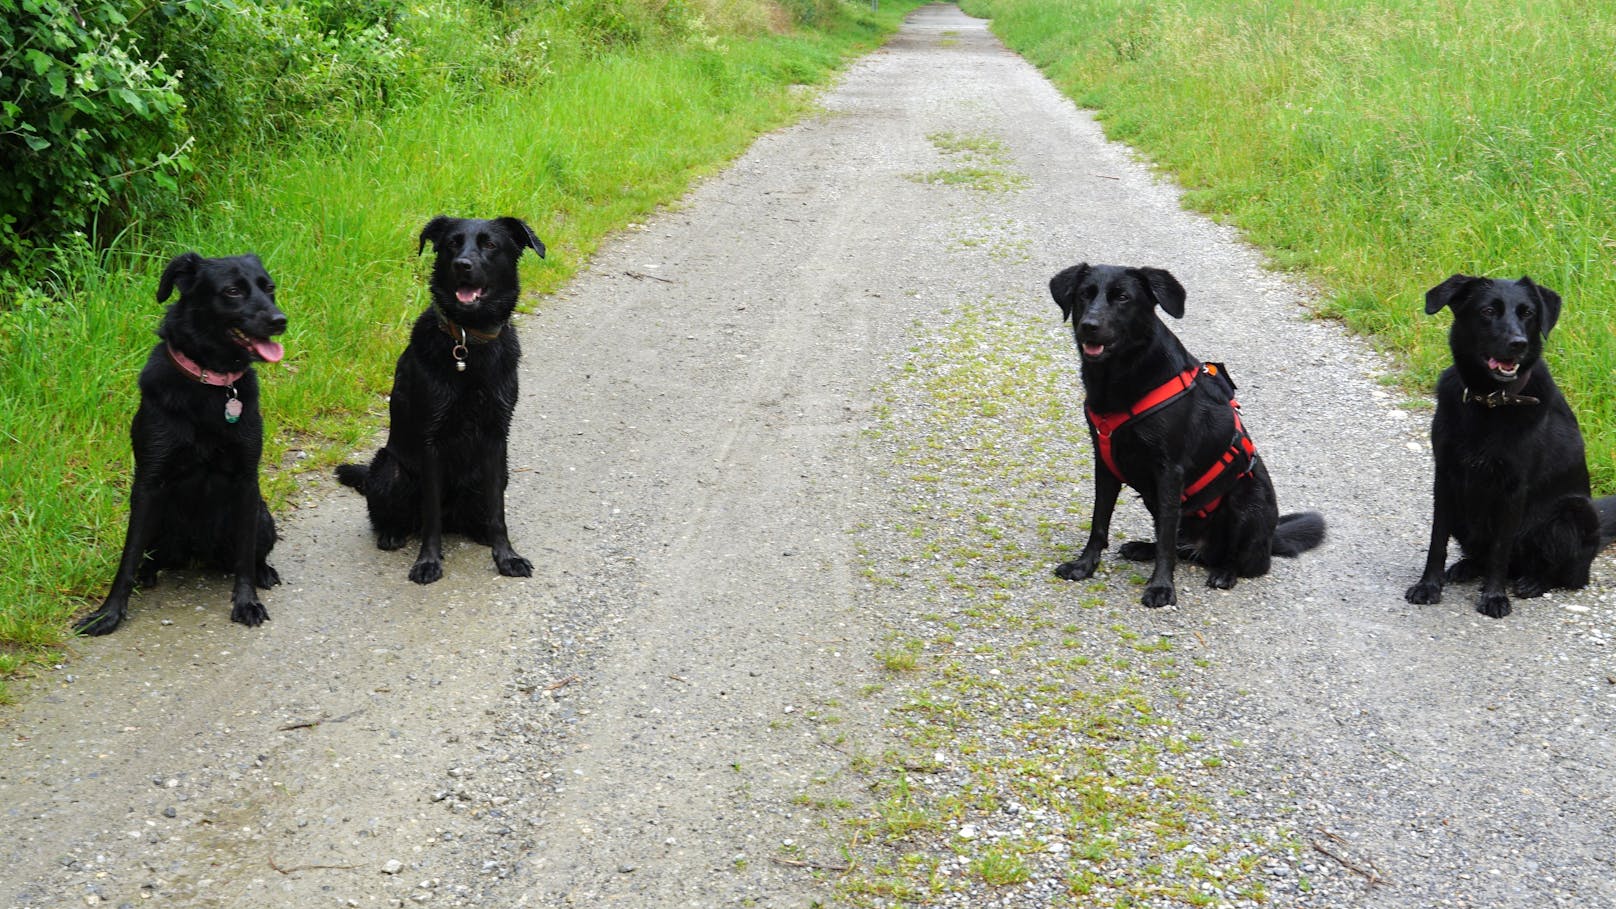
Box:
left=0, top=0, right=189, bottom=269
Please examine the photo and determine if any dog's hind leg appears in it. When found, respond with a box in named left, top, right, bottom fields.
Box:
left=255, top=503, right=280, bottom=589
left=1512, top=495, right=1599, bottom=597
left=357, top=450, right=418, bottom=552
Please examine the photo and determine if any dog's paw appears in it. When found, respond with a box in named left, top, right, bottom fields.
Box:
left=230, top=598, right=269, bottom=627
left=409, top=560, right=444, bottom=585
left=1404, top=580, right=1443, bottom=604
left=1206, top=569, right=1237, bottom=590
left=378, top=533, right=408, bottom=552
left=1117, top=541, right=1157, bottom=562
left=74, top=604, right=127, bottom=636
left=495, top=554, right=533, bottom=578
left=1511, top=576, right=1549, bottom=598
left=1476, top=591, right=1513, bottom=619
left=1054, top=557, right=1099, bottom=581
left=1444, top=558, right=1482, bottom=583
left=257, top=562, right=281, bottom=589
left=136, top=566, right=159, bottom=589
left=1141, top=584, right=1177, bottom=608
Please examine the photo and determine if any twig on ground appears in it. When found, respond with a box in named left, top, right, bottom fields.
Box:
left=269, top=854, right=359, bottom=875
left=1312, top=835, right=1389, bottom=886
left=772, top=856, right=851, bottom=872
left=547, top=674, right=583, bottom=691
left=277, top=709, right=366, bottom=732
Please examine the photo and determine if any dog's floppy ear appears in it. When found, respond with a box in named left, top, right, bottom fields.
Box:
left=157, top=252, right=204, bottom=302
left=1049, top=263, right=1090, bottom=322
left=1424, top=273, right=1482, bottom=315
left=1517, top=275, right=1562, bottom=338
left=417, top=215, right=453, bottom=256
left=495, top=217, right=546, bottom=259
left=1138, top=267, right=1186, bottom=319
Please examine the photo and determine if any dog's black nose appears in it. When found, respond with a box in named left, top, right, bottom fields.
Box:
left=268, top=312, right=288, bottom=334
left=1506, top=337, right=1528, bottom=356
left=453, top=257, right=473, bottom=274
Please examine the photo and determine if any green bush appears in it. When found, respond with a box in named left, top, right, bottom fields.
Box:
left=0, top=0, right=189, bottom=269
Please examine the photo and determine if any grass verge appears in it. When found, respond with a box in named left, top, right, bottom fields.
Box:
left=0, top=0, right=924, bottom=701
left=958, top=0, right=1616, bottom=487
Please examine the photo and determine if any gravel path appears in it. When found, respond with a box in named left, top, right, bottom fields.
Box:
left=4, top=5, right=1615, bottom=908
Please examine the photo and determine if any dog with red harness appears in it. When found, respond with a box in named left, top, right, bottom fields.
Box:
left=1049, top=263, right=1325, bottom=608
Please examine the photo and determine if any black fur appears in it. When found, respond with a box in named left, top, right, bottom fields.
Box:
left=337, top=216, right=544, bottom=584
left=1049, top=263, right=1325, bottom=608
left=1405, top=274, right=1616, bottom=618
left=76, top=252, right=286, bottom=635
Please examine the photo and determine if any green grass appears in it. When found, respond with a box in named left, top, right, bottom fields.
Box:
left=961, top=0, right=1616, bottom=487
left=0, top=0, right=924, bottom=700
left=908, top=130, right=1030, bottom=192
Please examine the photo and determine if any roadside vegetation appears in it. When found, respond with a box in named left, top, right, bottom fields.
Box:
left=959, top=0, right=1616, bottom=485
left=0, top=0, right=922, bottom=699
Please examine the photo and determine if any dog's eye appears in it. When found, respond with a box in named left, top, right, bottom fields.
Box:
left=263, top=283, right=276, bottom=295
left=1518, top=305, right=1533, bottom=320
left=1113, top=292, right=1130, bottom=303
left=480, top=237, right=498, bottom=251
left=223, top=286, right=244, bottom=298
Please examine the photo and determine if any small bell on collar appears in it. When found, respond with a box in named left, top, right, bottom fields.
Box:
left=452, top=342, right=469, bottom=372
left=224, top=387, right=243, bottom=423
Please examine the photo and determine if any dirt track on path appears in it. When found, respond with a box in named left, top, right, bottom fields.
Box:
left=5, top=6, right=1615, bottom=908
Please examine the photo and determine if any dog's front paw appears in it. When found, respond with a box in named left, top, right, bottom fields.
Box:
left=1405, top=580, right=1443, bottom=604
left=231, top=598, right=269, bottom=627
left=75, top=602, right=128, bottom=636
left=1054, top=555, right=1100, bottom=581
left=1141, top=584, right=1177, bottom=608
left=1511, top=576, right=1549, bottom=598
left=257, top=562, right=281, bottom=589
left=495, top=553, right=533, bottom=578
left=409, top=559, right=444, bottom=584
left=1206, top=569, right=1237, bottom=590
left=1117, top=541, right=1157, bottom=562
left=1476, top=591, right=1513, bottom=618
left=378, top=533, right=408, bottom=552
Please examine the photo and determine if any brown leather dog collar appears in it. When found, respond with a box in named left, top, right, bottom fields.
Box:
left=1462, top=366, right=1539, bottom=407
left=435, top=314, right=503, bottom=344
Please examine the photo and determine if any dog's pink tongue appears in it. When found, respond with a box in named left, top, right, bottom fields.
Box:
left=1489, top=357, right=1516, bottom=372
left=456, top=287, right=481, bottom=304
left=250, top=337, right=285, bottom=363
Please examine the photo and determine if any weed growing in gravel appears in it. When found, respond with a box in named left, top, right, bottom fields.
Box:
left=909, top=132, right=1030, bottom=193
left=838, top=297, right=1308, bottom=905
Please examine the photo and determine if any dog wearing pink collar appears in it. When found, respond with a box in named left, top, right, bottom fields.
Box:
left=76, top=252, right=287, bottom=635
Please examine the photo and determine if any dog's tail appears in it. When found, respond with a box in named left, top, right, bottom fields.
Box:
left=1271, top=511, right=1326, bottom=557
left=335, top=463, right=368, bottom=493
left=1595, top=495, right=1616, bottom=548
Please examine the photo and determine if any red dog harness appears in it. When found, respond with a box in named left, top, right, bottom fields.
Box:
left=1085, top=363, right=1257, bottom=519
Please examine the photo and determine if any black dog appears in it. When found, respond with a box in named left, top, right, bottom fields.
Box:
left=1048, top=263, right=1325, bottom=607
left=337, top=216, right=544, bottom=584
left=76, top=253, right=286, bottom=635
left=1405, top=274, right=1616, bottom=618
